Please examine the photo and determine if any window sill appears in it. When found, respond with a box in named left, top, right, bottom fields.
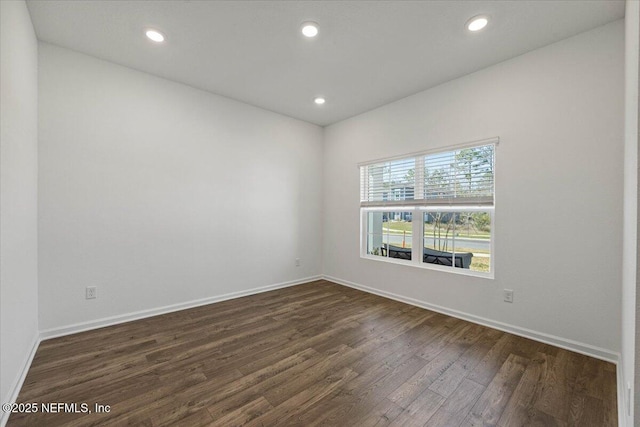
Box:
left=360, top=254, right=494, bottom=280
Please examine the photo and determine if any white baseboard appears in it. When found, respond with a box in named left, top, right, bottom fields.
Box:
left=323, top=275, right=620, bottom=364
left=617, top=364, right=631, bottom=426
left=1, top=332, right=41, bottom=427
left=40, top=275, right=322, bottom=341
left=617, top=365, right=625, bottom=426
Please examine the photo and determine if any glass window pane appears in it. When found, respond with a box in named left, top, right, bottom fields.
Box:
left=366, top=211, right=412, bottom=261
left=423, top=212, right=455, bottom=267
left=423, top=211, right=491, bottom=272
left=423, top=212, right=454, bottom=252
left=384, top=212, right=412, bottom=260
left=367, top=234, right=385, bottom=257
left=367, top=211, right=386, bottom=257
left=456, top=211, right=491, bottom=273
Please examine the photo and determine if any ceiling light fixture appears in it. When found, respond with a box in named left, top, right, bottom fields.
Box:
left=466, top=15, right=489, bottom=32
left=301, top=22, right=319, bottom=38
left=145, top=29, right=165, bottom=43
left=314, top=97, right=326, bottom=105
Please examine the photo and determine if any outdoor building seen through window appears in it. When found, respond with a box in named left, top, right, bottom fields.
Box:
left=359, top=139, right=496, bottom=276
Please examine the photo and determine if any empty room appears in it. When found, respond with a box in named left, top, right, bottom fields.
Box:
left=1, top=0, right=639, bottom=426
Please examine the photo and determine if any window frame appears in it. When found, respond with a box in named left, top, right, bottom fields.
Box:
left=359, top=138, right=497, bottom=279
left=362, top=209, right=417, bottom=265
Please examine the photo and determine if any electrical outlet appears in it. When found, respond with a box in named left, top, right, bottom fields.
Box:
left=295, top=258, right=301, bottom=267
left=86, top=286, right=97, bottom=299
left=503, top=289, right=514, bottom=303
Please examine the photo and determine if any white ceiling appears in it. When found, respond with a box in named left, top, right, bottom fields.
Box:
left=26, top=1, right=624, bottom=126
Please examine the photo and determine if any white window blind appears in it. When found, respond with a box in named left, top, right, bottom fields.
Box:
left=360, top=157, right=416, bottom=206
left=360, top=140, right=496, bottom=208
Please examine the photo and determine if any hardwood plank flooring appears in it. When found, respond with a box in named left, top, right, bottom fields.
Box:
left=7, top=280, right=617, bottom=426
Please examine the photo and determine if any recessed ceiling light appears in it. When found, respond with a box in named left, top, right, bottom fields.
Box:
left=145, top=29, right=165, bottom=43
left=466, top=15, right=489, bottom=32
left=314, top=97, right=326, bottom=105
left=301, top=22, right=319, bottom=38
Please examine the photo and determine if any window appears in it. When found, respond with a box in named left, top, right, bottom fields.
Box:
left=366, top=211, right=413, bottom=260
left=359, top=138, right=496, bottom=277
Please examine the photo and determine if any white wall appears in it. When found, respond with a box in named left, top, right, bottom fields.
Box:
left=624, top=0, right=640, bottom=424
left=323, top=21, right=624, bottom=358
left=0, top=0, right=40, bottom=412
left=38, top=43, right=323, bottom=332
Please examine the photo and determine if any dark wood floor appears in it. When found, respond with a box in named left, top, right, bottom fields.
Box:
left=9, top=280, right=616, bottom=426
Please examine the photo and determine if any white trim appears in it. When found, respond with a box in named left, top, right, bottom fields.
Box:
left=618, top=364, right=628, bottom=426
left=323, top=274, right=619, bottom=364
left=364, top=254, right=495, bottom=280
left=361, top=253, right=414, bottom=267
left=360, top=208, right=495, bottom=279
left=1, top=332, right=41, bottom=427
left=39, top=275, right=322, bottom=340
left=357, top=136, right=500, bottom=167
